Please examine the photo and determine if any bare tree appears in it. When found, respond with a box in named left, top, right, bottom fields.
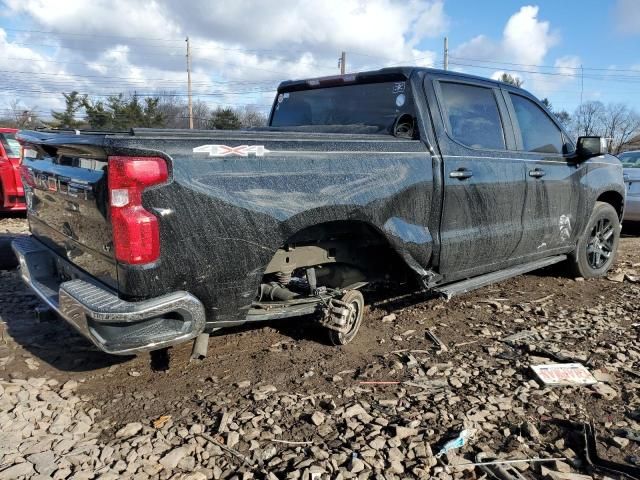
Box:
left=156, top=93, right=188, bottom=129
left=238, top=105, right=267, bottom=128
left=601, top=103, right=640, bottom=154
left=9, top=99, right=40, bottom=128
left=574, top=101, right=605, bottom=137
left=156, top=95, right=211, bottom=129
left=192, top=100, right=211, bottom=130
left=573, top=101, right=640, bottom=154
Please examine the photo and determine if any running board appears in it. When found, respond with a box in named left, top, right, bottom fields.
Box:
left=434, top=255, right=567, bottom=300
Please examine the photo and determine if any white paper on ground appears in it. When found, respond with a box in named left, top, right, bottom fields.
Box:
left=531, top=363, right=597, bottom=385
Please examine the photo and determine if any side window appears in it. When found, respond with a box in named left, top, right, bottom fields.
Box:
left=510, top=94, right=564, bottom=154
left=439, top=82, right=506, bottom=150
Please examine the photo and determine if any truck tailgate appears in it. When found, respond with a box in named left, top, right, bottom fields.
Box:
left=18, top=131, right=117, bottom=289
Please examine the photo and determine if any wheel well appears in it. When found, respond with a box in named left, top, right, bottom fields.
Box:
left=263, top=220, right=410, bottom=288
left=597, top=191, right=624, bottom=220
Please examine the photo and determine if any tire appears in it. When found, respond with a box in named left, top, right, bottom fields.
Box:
left=328, top=290, right=364, bottom=346
left=0, top=236, right=19, bottom=270
left=568, top=201, right=620, bottom=278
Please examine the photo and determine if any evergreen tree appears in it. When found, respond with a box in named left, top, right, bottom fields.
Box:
left=83, top=94, right=165, bottom=130
left=49, top=91, right=85, bottom=128
left=498, top=73, right=523, bottom=87
left=209, top=107, right=242, bottom=130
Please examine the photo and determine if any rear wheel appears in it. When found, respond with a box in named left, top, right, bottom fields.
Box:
left=328, top=290, right=364, bottom=346
left=568, top=201, right=620, bottom=278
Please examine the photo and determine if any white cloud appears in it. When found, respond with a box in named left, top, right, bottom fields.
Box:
left=410, top=1, right=449, bottom=44
left=452, top=6, right=577, bottom=98
left=0, top=29, right=73, bottom=114
left=1, top=0, right=448, bottom=119
left=5, top=0, right=182, bottom=42
left=554, top=55, right=580, bottom=75
left=454, top=6, right=558, bottom=67
left=613, top=0, right=640, bottom=36
left=502, top=5, right=558, bottom=66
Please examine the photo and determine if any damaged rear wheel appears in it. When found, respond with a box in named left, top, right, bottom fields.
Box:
left=328, top=290, right=364, bottom=346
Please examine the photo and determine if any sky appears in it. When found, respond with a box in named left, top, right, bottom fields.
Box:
left=0, top=0, right=639, bottom=121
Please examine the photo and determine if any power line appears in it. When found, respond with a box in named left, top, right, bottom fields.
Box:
left=443, top=37, right=448, bottom=71
left=0, top=88, right=277, bottom=97
left=447, top=61, right=640, bottom=83
left=448, top=55, right=640, bottom=74
left=580, top=65, right=584, bottom=105
left=4, top=27, right=351, bottom=61
left=5, top=26, right=640, bottom=75
left=0, top=68, right=276, bottom=85
left=2, top=26, right=185, bottom=42
left=3, top=39, right=341, bottom=68
left=186, top=36, right=193, bottom=129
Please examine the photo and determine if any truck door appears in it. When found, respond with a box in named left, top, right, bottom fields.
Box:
left=425, top=77, right=526, bottom=281
left=503, top=91, right=583, bottom=254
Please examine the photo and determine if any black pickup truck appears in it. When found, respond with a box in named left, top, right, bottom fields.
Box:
left=14, top=67, right=625, bottom=355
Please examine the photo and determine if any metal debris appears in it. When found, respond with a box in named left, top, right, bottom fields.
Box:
left=553, top=421, right=640, bottom=480
left=190, top=333, right=210, bottom=361
left=501, top=330, right=540, bottom=344
left=426, top=329, right=448, bottom=353
left=459, top=456, right=568, bottom=468
left=617, top=428, right=640, bottom=443
left=435, top=428, right=476, bottom=458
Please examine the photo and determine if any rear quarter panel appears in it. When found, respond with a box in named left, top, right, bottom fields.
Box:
left=105, top=133, right=436, bottom=323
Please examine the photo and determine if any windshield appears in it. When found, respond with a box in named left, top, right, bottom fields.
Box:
left=270, top=81, right=415, bottom=135
left=0, top=133, right=20, bottom=157
left=620, top=151, right=640, bottom=168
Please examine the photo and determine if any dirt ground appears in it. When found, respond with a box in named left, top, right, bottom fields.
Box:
left=1, top=214, right=639, bottom=479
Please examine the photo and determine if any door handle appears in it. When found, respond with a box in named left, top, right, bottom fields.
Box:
left=449, top=168, right=473, bottom=180
left=529, top=168, right=546, bottom=178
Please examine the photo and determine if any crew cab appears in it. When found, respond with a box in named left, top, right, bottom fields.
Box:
left=0, top=128, right=26, bottom=212
left=13, top=67, right=625, bottom=355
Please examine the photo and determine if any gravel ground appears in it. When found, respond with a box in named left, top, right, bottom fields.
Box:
left=0, top=215, right=639, bottom=479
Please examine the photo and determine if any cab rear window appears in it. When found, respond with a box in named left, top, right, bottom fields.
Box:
left=270, top=81, right=415, bottom=135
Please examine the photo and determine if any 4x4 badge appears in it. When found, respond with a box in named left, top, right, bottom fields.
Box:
left=193, top=144, right=269, bottom=157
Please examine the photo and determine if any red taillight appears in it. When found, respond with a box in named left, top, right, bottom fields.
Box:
left=108, top=156, right=168, bottom=265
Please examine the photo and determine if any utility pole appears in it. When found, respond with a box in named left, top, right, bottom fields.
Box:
left=580, top=64, right=584, bottom=106
left=339, top=51, right=346, bottom=75
left=186, top=36, right=193, bottom=129
left=443, top=37, right=448, bottom=70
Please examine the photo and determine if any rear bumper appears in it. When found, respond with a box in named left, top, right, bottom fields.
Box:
left=12, top=237, right=206, bottom=355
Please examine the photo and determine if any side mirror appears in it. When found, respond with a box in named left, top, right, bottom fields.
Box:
left=576, top=136, right=607, bottom=159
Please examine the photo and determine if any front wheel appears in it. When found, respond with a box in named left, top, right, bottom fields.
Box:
left=568, top=201, right=620, bottom=278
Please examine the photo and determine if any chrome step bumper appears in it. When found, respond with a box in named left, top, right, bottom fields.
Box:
left=12, top=236, right=206, bottom=355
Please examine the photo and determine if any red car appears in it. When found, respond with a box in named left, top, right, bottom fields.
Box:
left=0, top=128, right=26, bottom=212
